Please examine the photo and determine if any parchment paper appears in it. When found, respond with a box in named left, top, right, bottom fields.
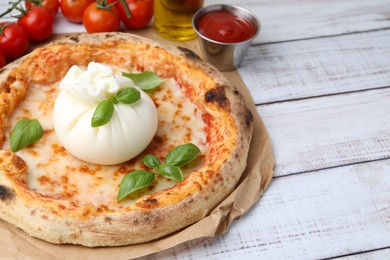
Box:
left=0, top=28, right=275, bottom=259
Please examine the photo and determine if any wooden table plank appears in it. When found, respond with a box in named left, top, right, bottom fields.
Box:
left=239, top=29, right=390, bottom=104
left=142, top=159, right=390, bottom=260
left=257, top=88, right=390, bottom=176
left=208, top=0, right=390, bottom=44
left=334, top=248, right=390, bottom=259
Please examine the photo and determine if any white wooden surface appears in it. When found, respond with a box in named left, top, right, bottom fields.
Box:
left=1, top=0, right=390, bottom=259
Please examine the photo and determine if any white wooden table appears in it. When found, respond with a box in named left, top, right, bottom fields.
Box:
left=1, top=0, right=389, bottom=259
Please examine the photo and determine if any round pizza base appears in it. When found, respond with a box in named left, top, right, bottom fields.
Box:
left=0, top=30, right=274, bottom=258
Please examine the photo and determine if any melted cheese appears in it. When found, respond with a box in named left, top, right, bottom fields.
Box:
left=3, top=73, right=207, bottom=208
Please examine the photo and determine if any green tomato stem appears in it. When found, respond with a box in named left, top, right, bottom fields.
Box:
left=0, top=0, right=23, bottom=18
left=119, top=0, right=132, bottom=18
left=29, top=0, right=43, bottom=5
left=96, top=0, right=117, bottom=11
left=0, top=22, right=12, bottom=34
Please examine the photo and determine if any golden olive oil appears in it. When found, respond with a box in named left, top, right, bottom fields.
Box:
left=154, top=0, right=204, bottom=41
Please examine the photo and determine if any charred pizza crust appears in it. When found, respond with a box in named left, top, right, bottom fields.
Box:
left=0, top=33, right=253, bottom=246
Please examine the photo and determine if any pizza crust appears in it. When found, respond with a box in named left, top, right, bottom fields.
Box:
left=0, top=32, right=253, bottom=246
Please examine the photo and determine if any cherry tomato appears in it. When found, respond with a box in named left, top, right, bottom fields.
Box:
left=0, top=22, right=29, bottom=60
left=60, top=0, right=94, bottom=23
left=117, top=0, right=154, bottom=29
left=17, top=6, right=53, bottom=42
left=25, top=0, right=60, bottom=17
left=82, top=2, right=121, bottom=33
left=0, top=49, right=6, bottom=69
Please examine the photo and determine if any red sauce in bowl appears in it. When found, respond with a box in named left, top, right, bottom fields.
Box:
left=196, top=10, right=257, bottom=43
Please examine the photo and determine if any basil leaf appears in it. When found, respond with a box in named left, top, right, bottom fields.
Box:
left=165, top=143, right=201, bottom=167
left=10, top=119, right=43, bottom=152
left=122, top=71, right=164, bottom=91
left=158, top=164, right=183, bottom=181
left=117, top=170, right=155, bottom=202
left=143, top=154, right=161, bottom=169
left=116, top=87, right=141, bottom=104
left=91, top=100, right=114, bottom=128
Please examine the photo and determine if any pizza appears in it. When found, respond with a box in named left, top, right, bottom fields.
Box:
left=0, top=32, right=253, bottom=247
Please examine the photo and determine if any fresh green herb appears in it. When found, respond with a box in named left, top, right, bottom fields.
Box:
left=91, top=87, right=140, bottom=128
left=115, top=87, right=141, bottom=104
left=158, top=164, right=183, bottom=181
left=10, top=119, right=43, bottom=152
left=91, top=99, right=115, bottom=127
left=143, top=154, right=161, bottom=169
left=122, top=71, right=165, bottom=91
left=165, top=143, right=201, bottom=167
left=117, top=170, right=155, bottom=202
left=117, top=143, right=201, bottom=202
left=92, top=71, right=164, bottom=128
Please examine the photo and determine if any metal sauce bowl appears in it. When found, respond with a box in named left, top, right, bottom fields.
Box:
left=192, top=4, right=261, bottom=71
